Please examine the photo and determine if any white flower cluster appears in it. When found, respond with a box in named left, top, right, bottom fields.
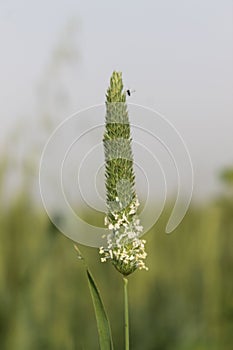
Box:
left=99, top=197, right=148, bottom=275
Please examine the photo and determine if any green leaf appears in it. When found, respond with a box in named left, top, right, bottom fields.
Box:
left=74, top=245, right=113, bottom=349
left=86, top=268, right=114, bottom=350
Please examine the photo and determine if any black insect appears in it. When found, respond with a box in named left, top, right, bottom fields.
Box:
left=126, top=89, right=136, bottom=97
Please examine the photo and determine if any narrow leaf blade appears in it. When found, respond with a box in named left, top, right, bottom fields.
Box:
left=86, top=269, right=114, bottom=350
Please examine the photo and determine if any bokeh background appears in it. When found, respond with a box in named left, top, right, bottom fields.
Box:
left=0, top=1, right=233, bottom=349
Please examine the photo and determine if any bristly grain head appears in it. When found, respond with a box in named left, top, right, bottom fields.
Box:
left=100, top=71, right=148, bottom=276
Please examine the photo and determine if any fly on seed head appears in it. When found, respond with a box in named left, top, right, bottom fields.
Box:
left=126, top=89, right=136, bottom=97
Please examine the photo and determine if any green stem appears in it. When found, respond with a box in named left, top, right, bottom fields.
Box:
left=123, top=277, right=129, bottom=350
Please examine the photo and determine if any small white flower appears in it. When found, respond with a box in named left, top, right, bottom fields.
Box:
left=104, top=216, right=109, bottom=225
left=113, top=212, right=118, bottom=219
left=114, top=222, right=120, bottom=229
left=128, top=232, right=135, bottom=239
left=122, top=213, right=128, bottom=222
left=129, top=208, right=136, bottom=215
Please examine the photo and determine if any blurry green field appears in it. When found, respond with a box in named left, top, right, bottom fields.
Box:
left=0, top=180, right=232, bottom=350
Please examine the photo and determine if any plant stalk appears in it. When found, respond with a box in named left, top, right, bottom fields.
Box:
left=123, top=277, right=129, bottom=350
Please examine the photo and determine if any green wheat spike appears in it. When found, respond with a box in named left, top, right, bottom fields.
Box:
left=104, top=71, right=136, bottom=215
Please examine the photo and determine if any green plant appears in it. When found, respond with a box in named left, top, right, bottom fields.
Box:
left=76, top=71, right=148, bottom=350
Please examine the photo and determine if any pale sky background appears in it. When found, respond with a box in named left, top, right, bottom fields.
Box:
left=0, top=0, right=233, bottom=202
